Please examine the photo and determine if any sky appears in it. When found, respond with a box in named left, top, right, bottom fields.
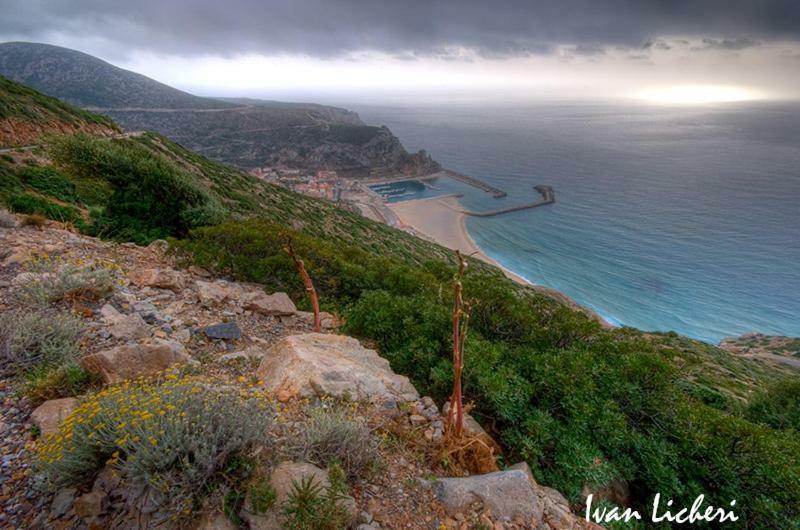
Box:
left=2, top=0, right=800, bottom=103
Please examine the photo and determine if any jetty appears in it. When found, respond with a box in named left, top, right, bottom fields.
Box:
left=445, top=170, right=507, bottom=198
left=460, top=185, right=555, bottom=217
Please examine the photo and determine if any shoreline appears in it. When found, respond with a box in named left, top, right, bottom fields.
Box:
left=386, top=194, right=614, bottom=326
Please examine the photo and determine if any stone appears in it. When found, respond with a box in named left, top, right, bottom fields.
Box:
left=409, top=414, right=428, bottom=426
left=99, top=303, right=122, bottom=321
left=82, top=339, right=190, bottom=383
left=218, top=346, right=266, bottom=363
left=50, top=487, right=77, bottom=517
left=195, top=280, right=234, bottom=306
left=241, top=291, right=297, bottom=316
left=196, top=512, right=237, bottom=530
left=108, top=314, right=151, bottom=341
left=74, top=490, right=107, bottom=518
left=297, top=310, right=340, bottom=329
left=430, top=469, right=543, bottom=524
left=256, top=333, right=419, bottom=403
left=203, top=322, right=242, bottom=340
left=173, top=329, right=192, bottom=343
left=270, top=462, right=330, bottom=504
left=129, top=268, right=185, bottom=291
left=31, top=397, right=77, bottom=436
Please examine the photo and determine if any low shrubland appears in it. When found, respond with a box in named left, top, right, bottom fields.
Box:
left=284, top=404, right=382, bottom=482
left=175, top=218, right=800, bottom=528
left=36, top=372, right=275, bottom=523
left=0, top=308, right=82, bottom=377
left=18, top=256, right=117, bottom=305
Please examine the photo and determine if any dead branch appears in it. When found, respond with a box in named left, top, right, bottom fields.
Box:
left=285, top=239, right=321, bottom=332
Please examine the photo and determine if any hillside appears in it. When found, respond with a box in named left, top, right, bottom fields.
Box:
left=1, top=78, right=799, bottom=528
left=0, top=42, right=440, bottom=176
left=0, top=75, right=117, bottom=146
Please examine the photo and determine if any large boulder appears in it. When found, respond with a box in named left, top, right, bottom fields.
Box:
left=31, top=397, right=77, bottom=436
left=256, top=333, right=418, bottom=403
left=242, top=291, right=297, bottom=316
left=129, top=268, right=185, bottom=291
left=430, top=469, right=543, bottom=524
left=82, top=340, right=190, bottom=383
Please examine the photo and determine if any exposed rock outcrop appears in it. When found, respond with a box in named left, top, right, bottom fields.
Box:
left=256, top=333, right=419, bottom=403
left=81, top=339, right=190, bottom=383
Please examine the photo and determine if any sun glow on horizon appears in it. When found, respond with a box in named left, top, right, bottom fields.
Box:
left=637, top=84, right=762, bottom=105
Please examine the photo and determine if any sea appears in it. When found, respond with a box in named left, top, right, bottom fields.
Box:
left=351, top=101, right=800, bottom=344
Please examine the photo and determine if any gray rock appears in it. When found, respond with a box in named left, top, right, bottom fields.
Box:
left=108, top=313, right=151, bottom=341
left=82, top=339, right=190, bottom=383
left=241, top=291, right=297, bottom=316
left=50, top=487, right=77, bottom=517
left=430, top=469, right=543, bottom=524
left=203, top=322, right=242, bottom=340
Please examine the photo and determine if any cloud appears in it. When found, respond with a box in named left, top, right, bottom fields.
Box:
left=0, top=0, right=798, bottom=60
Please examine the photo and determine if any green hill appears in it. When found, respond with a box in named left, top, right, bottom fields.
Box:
left=1, top=78, right=798, bottom=527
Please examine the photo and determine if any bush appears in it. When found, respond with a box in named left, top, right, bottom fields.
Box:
left=37, top=373, right=275, bottom=522
left=49, top=134, right=224, bottom=244
left=22, top=362, right=98, bottom=403
left=285, top=405, right=382, bottom=482
left=18, top=258, right=117, bottom=304
left=17, top=166, right=79, bottom=203
left=20, top=213, right=46, bottom=228
left=282, top=462, right=350, bottom=530
left=6, top=193, right=80, bottom=223
left=746, top=379, right=800, bottom=431
left=0, top=308, right=82, bottom=377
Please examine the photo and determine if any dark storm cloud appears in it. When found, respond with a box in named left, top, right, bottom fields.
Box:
left=1, top=0, right=799, bottom=58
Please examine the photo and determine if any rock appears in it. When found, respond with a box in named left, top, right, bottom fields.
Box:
left=242, top=291, right=297, bottom=316
left=173, top=329, right=192, bottom=343
left=196, top=512, right=237, bottom=530
left=218, top=346, right=266, bottom=363
left=270, top=462, right=330, bottom=503
left=203, top=322, right=242, bottom=341
left=195, top=280, right=235, bottom=306
left=50, top=487, right=77, bottom=517
left=291, top=311, right=340, bottom=329
left=99, top=303, right=122, bottom=321
left=256, top=333, right=419, bottom=403
left=409, top=414, right=428, bottom=426
left=108, top=313, right=151, bottom=341
left=129, top=268, right=185, bottom=292
left=31, top=397, right=77, bottom=436
left=430, top=469, right=543, bottom=524
left=82, top=339, right=190, bottom=383
left=74, top=490, right=107, bottom=518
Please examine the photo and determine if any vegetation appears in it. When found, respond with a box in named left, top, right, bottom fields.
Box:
left=176, top=218, right=800, bottom=528
left=746, top=379, right=800, bottom=432
left=18, top=257, right=117, bottom=305
left=285, top=404, right=382, bottom=482
left=0, top=308, right=82, bottom=377
left=282, top=463, right=351, bottom=530
left=36, top=373, right=275, bottom=522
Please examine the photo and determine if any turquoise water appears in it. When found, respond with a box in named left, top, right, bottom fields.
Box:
left=353, top=102, right=800, bottom=343
left=369, top=177, right=475, bottom=203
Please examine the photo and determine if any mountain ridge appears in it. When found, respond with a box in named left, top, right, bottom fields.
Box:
left=0, top=42, right=440, bottom=176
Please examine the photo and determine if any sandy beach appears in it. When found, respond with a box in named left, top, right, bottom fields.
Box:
left=387, top=195, right=532, bottom=285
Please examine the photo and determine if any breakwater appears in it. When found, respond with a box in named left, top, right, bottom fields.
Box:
left=460, top=185, right=554, bottom=217
left=445, top=170, right=507, bottom=198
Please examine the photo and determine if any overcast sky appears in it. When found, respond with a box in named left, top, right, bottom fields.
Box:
left=2, top=0, right=799, bottom=103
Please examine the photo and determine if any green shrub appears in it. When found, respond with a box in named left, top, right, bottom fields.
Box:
left=746, top=379, right=800, bottom=431
left=49, top=134, right=224, bottom=244
left=22, top=361, right=97, bottom=403
left=0, top=308, right=82, bottom=377
left=282, top=462, right=350, bottom=530
left=37, top=373, right=275, bottom=522
left=17, top=166, right=79, bottom=203
left=248, top=478, right=277, bottom=514
left=6, top=193, right=80, bottom=223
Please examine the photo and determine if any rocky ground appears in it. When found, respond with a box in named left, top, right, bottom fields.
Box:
left=720, top=333, right=800, bottom=369
left=0, top=217, right=598, bottom=529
